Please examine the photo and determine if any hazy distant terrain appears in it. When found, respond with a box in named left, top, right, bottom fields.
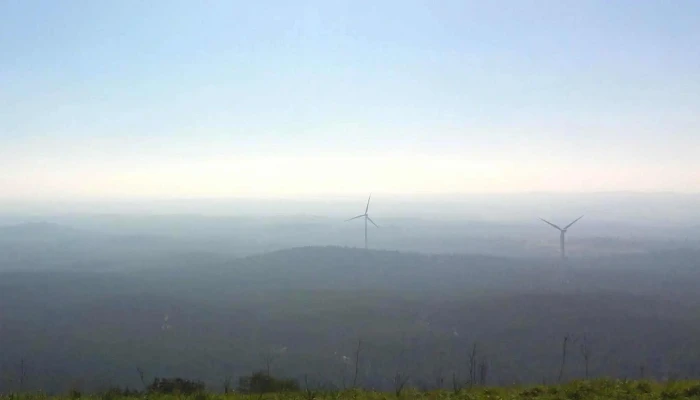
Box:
left=1, top=204, right=700, bottom=392
left=4, top=193, right=700, bottom=224
left=2, top=194, right=700, bottom=266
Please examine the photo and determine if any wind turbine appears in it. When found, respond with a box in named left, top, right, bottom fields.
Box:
left=345, top=194, right=379, bottom=249
left=539, top=216, right=584, bottom=260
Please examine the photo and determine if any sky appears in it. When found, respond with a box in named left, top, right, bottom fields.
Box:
left=1, top=0, right=699, bottom=200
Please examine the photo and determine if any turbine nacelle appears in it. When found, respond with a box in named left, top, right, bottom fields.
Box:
left=539, top=216, right=583, bottom=232
left=539, top=215, right=584, bottom=260
left=345, top=194, right=379, bottom=249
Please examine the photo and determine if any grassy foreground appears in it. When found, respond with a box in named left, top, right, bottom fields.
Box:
left=3, top=380, right=700, bottom=400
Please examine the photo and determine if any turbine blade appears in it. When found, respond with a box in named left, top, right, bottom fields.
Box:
left=564, top=215, right=584, bottom=230
left=365, top=194, right=372, bottom=213
left=539, top=218, right=563, bottom=231
left=367, top=216, right=379, bottom=228
left=345, top=214, right=365, bottom=222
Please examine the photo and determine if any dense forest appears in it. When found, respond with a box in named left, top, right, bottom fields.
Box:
left=1, top=221, right=699, bottom=393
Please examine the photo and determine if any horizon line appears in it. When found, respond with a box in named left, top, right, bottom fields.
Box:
left=1, top=190, right=700, bottom=203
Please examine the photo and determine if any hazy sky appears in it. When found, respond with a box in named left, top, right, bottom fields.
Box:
left=1, top=1, right=699, bottom=199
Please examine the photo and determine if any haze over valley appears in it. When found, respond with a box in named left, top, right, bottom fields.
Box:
left=2, top=0, right=700, bottom=395
left=2, top=193, right=700, bottom=392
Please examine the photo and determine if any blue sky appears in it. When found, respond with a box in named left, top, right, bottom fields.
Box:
left=1, top=0, right=699, bottom=199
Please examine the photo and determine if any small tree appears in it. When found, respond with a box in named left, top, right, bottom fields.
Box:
left=262, top=353, right=278, bottom=377
left=260, top=345, right=287, bottom=377
left=17, top=358, right=28, bottom=392
left=579, top=334, right=592, bottom=379
left=468, top=343, right=478, bottom=387
left=303, top=374, right=324, bottom=400
left=433, top=351, right=445, bottom=389
left=393, top=372, right=410, bottom=398
left=352, top=339, right=362, bottom=389
left=478, top=359, right=488, bottom=386
left=558, top=334, right=570, bottom=383
left=452, top=372, right=461, bottom=394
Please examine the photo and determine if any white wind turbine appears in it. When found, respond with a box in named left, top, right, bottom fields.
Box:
left=539, top=216, right=584, bottom=260
left=345, top=194, right=379, bottom=249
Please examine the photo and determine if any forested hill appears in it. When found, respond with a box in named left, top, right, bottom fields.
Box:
left=139, top=246, right=700, bottom=299
left=1, top=246, right=700, bottom=393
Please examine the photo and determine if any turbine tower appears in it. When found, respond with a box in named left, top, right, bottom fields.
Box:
left=345, top=194, right=379, bottom=249
left=539, top=216, right=584, bottom=260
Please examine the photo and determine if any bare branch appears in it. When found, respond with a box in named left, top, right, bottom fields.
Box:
left=136, top=367, right=147, bottom=390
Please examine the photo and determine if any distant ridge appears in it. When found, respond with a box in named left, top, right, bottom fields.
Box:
left=0, top=221, right=84, bottom=236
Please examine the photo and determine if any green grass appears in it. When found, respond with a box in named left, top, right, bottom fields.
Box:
left=4, top=380, right=700, bottom=400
